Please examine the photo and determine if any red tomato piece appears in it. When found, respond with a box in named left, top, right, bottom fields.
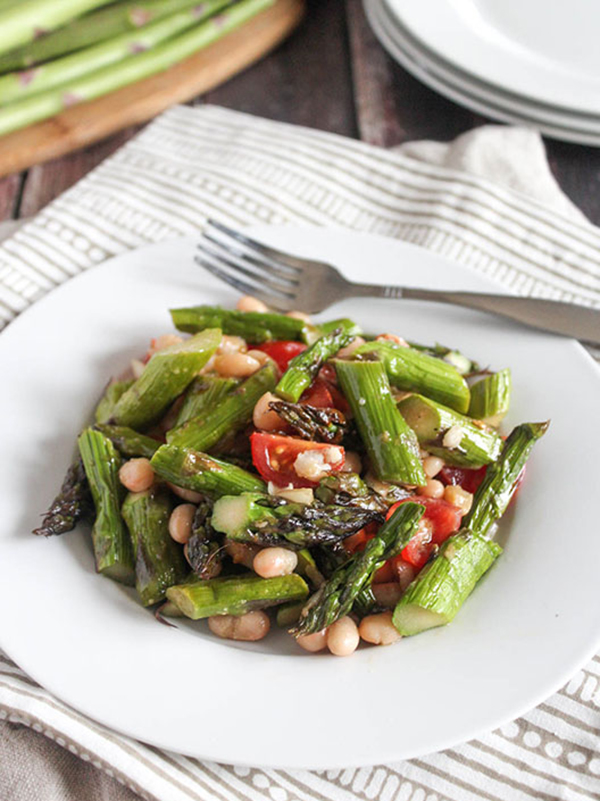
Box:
left=387, top=497, right=463, bottom=569
left=344, top=522, right=379, bottom=555
left=250, top=432, right=345, bottom=488
left=399, top=524, right=434, bottom=570
left=438, top=465, right=487, bottom=494
left=300, top=379, right=334, bottom=409
left=253, top=341, right=307, bottom=373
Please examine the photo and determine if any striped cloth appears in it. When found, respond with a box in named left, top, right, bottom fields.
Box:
left=1, top=105, right=600, bottom=801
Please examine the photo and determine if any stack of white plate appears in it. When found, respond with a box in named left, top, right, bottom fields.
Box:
left=364, top=0, right=600, bottom=146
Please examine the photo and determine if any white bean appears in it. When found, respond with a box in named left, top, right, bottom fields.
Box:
left=268, top=483, right=314, bottom=504
left=218, top=335, right=247, bottom=354
left=168, top=503, right=196, bottom=544
left=359, top=612, right=402, bottom=646
left=246, top=349, right=275, bottom=368
left=372, top=582, right=403, bottom=608
left=327, top=616, right=360, bottom=657
left=417, top=478, right=444, bottom=499
left=443, top=484, right=474, bottom=515
left=119, top=458, right=155, bottom=492
left=237, top=295, right=268, bottom=313
left=296, top=630, right=328, bottom=653
left=423, top=455, right=444, bottom=478
left=337, top=336, right=366, bottom=359
left=168, top=483, right=205, bottom=504
left=214, top=352, right=262, bottom=378
left=253, top=547, right=298, bottom=578
left=253, top=391, right=283, bottom=431
left=393, top=558, right=416, bottom=591
left=287, top=310, right=312, bottom=323
left=208, top=611, right=270, bottom=641
left=148, top=333, right=184, bottom=357
left=375, top=333, right=409, bottom=347
left=443, top=425, right=464, bottom=449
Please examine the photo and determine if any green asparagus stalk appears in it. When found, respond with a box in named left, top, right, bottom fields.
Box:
left=335, top=360, right=426, bottom=486
left=170, top=304, right=308, bottom=343
left=392, top=421, right=549, bottom=636
left=0, top=0, right=230, bottom=105
left=121, top=486, right=188, bottom=606
left=392, top=532, right=502, bottom=635
left=32, top=458, right=92, bottom=536
left=0, top=0, right=276, bottom=137
left=276, top=601, right=304, bottom=627
left=185, top=500, right=222, bottom=579
left=407, top=341, right=480, bottom=376
left=468, top=369, right=512, bottom=426
left=268, top=400, right=346, bottom=443
left=111, top=328, right=220, bottom=430
left=0, top=0, right=114, bottom=58
left=95, top=424, right=160, bottom=459
left=151, top=444, right=266, bottom=497
left=315, top=318, right=362, bottom=339
left=296, top=548, right=325, bottom=588
left=166, top=573, right=309, bottom=619
left=174, top=375, right=239, bottom=428
left=94, top=379, right=133, bottom=425
left=398, top=394, right=503, bottom=468
left=276, top=329, right=352, bottom=403
left=463, top=421, right=549, bottom=537
left=167, top=362, right=277, bottom=451
left=0, top=0, right=208, bottom=74
left=354, top=341, right=471, bottom=413
left=77, top=428, right=135, bottom=584
left=292, top=501, right=424, bottom=636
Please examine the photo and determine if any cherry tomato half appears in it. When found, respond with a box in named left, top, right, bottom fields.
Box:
left=253, top=341, right=307, bottom=373
left=250, top=432, right=345, bottom=488
left=386, top=497, right=463, bottom=569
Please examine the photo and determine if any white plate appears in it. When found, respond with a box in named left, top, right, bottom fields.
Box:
left=385, top=0, right=600, bottom=115
left=0, top=228, right=599, bottom=769
left=366, top=0, right=600, bottom=147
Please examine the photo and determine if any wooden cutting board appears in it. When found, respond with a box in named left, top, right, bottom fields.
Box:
left=0, top=0, right=305, bottom=177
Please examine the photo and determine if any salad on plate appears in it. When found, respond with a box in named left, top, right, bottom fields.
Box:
left=34, top=294, right=548, bottom=657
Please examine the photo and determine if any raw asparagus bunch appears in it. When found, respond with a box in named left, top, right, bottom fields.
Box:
left=0, top=0, right=230, bottom=106
left=292, top=502, right=424, bottom=636
left=0, top=0, right=206, bottom=73
left=32, top=458, right=92, bottom=536
left=0, top=0, right=276, bottom=137
left=393, top=421, right=549, bottom=636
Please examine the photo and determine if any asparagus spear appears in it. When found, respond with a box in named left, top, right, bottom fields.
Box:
left=468, top=369, right=512, bottom=426
left=94, top=379, right=133, bottom=424
left=77, top=428, right=135, bottom=584
left=0, top=0, right=208, bottom=73
left=316, top=318, right=362, bottom=339
left=151, top=444, right=266, bottom=497
left=276, top=329, right=352, bottom=403
left=111, top=328, right=220, bottom=430
left=174, top=375, right=238, bottom=428
left=185, top=500, right=222, bottom=579
left=122, top=487, right=188, bottom=606
left=171, top=304, right=308, bottom=343
left=0, top=0, right=276, bottom=136
left=292, top=502, right=424, bottom=636
left=95, top=424, right=160, bottom=459
left=408, top=341, right=480, bottom=376
left=166, top=574, right=309, bottom=619
left=0, top=0, right=114, bottom=58
left=392, top=421, right=549, bottom=635
left=268, top=400, right=346, bottom=443
left=398, top=394, right=503, bottom=468
left=276, top=601, right=304, bottom=627
left=0, top=0, right=230, bottom=105
left=354, top=341, right=471, bottom=413
left=211, top=492, right=381, bottom=548
left=32, top=458, right=92, bottom=536
left=335, top=360, right=426, bottom=486
left=315, top=473, right=388, bottom=514
left=167, top=362, right=277, bottom=451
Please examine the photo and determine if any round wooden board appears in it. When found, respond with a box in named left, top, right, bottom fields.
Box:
left=0, top=0, right=305, bottom=177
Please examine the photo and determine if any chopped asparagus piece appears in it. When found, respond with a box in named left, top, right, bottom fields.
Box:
left=392, top=532, right=502, bottom=635
left=398, top=394, right=503, bottom=468
left=122, top=487, right=188, bottom=606
left=408, top=341, right=480, bottom=376
left=166, top=574, right=309, bottom=619
left=185, top=500, right=222, bottom=579
left=276, top=329, right=352, bottom=403
left=32, top=458, right=92, bottom=537
left=167, top=362, right=277, bottom=451
left=335, top=360, right=426, bottom=486
left=316, top=318, right=362, bottom=339
left=77, top=428, right=135, bottom=585
left=292, top=501, right=424, bottom=636
left=174, top=376, right=239, bottom=428
left=171, top=305, right=308, bottom=342
left=296, top=549, right=325, bottom=588
left=276, top=601, right=304, bottom=627
left=151, top=445, right=266, bottom=498
left=95, top=424, right=160, bottom=459
left=354, top=341, right=471, bottom=413
left=468, top=369, right=512, bottom=426
left=464, top=421, right=549, bottom=538
left=269, top=400, right=346, bottom=443
left=315, top=473, right=388, bottom=514
left=94, top=379, right=133, bottom=425
left=112, top=329, right=221, bottom=430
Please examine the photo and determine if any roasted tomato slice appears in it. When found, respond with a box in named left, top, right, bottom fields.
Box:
left=250, top=432, right=345, bottom=488
left=299, top=378, right=334, bottom=408
left=386, top=497, right=463, bottom=569
left=253, top=341, right=307, bottom=373
left=438, top=465, right=487, bottom=494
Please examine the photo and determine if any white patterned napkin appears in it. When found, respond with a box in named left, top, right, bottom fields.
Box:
left=1, top=105, right=600, bottom=801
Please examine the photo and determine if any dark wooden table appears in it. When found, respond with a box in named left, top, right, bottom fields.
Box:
left=2, top=0, right=600, bottom=224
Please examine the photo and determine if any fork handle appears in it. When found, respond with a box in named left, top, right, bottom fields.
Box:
left=349, top=283, right=600, bottom=345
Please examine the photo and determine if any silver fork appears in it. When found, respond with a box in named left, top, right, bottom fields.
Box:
left=196, top=220, right=600, bottom=345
